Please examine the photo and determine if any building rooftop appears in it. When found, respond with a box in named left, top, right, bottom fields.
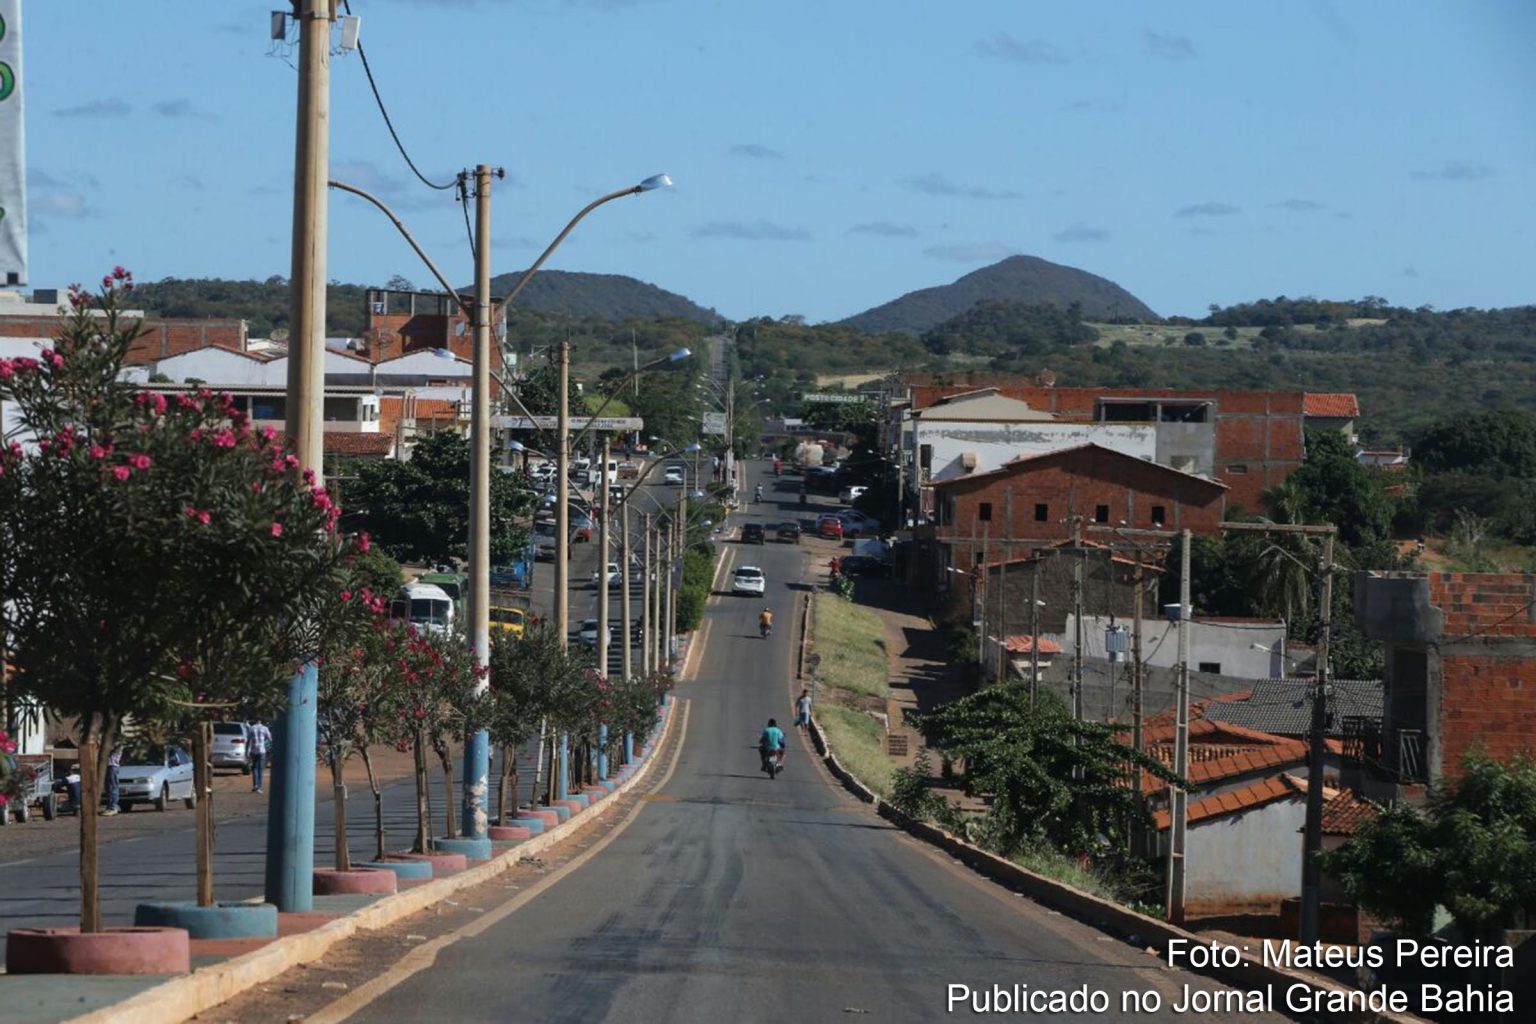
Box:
left=1201, top=677, right=1384, bottom=738
left=1002, top=635, right=1063, bottom=654
left=1303, top=392, right=1361, bottom=418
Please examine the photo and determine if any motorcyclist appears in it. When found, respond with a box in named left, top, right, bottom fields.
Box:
left=754, top=483, right=764, bottom=502
left=759, top=606, right=774, bottom=638
left=759, top=717, right=786, bottom=773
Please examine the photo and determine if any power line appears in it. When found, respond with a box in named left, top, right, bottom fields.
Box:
left=341, top=1, right=457, bottom=192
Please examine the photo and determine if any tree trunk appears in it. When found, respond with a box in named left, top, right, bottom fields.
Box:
left=194, top=722, right=214, bottom=906
left=496, top=747, right=512, bottom=825
left=437, top=742, right=456, bottom=838
left=360, top=745, right=386, bottom=863
left=79, top=734, right=101, bottom=933
left=412, top=733, right=429, bottom=854
left=330, top=750, right=350, bottom=871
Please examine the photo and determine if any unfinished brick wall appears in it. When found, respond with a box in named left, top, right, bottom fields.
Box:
left=1, top=314, right=247, bottom=364
left=1430, top=573, right=1536, bottom=773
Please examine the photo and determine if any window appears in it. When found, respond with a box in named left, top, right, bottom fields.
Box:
left=1228, top=464, right=1249, bottom=475
left=1094, top=504, right=1110, bottom=524
left=1198, top=662, right=1222, bottom=675
left=978, top=502, right=993, bottom=522
left=1034, top=503, right=1048, bottom=522
left=1151, top=505, right=1166, bottom=527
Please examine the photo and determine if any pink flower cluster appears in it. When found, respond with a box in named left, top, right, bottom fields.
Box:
left=0, top=356, right=40, bottom=381
left=310, top=485, right=343, bottom=531
left=134, top=391, right=168, bottom=416
left=185, top=505, right=211, bottom=525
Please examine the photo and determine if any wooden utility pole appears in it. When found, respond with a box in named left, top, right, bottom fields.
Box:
left=1029, top=569, right=1041, bottom=706
left=195, top=722, right=214, bottom=904
left=1132, top=553, right=1145, bottom=759
left=80, top=740, right=100, bottom=932
left=1167, top=528, right=1192, bottom=925
left=641, top=513, right=653, bottom=676
left=1221, top=519, right=1338, bottom=944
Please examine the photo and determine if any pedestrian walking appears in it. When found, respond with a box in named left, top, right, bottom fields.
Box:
left=101, top=743, right=122, bottom=815
left=249, top=721, right=273, bottom=793
left=795, top=689, right=812, bottom=729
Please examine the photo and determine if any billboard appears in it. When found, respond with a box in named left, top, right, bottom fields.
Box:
left=701, top=411, right=727, bottom=435
left=0, top=1, right=24, bottom=285
left=493, top=415, right=643, bottom=432
left=801, top=392, right=868, bottom=404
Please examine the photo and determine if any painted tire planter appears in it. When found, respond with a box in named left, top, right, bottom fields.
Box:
left=361, top=858, right=433, bottom=880
left=431, top=836, right=493, bottom=861
left=6, top=927, right=191, bottom=976
left=488, top=824, right=531, bottom=842
left=547, top=804, right=572, bottom=822
left=553, top=799, right=584, bottom=816
left=390, top=851, right=468, bottom=873
left=520, top=809, right=558, bottom=830
left=133, top=901, right=278, bottom=941
left=312, top=868, right=398, bottom=896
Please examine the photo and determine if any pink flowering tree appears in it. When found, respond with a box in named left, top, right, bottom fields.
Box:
left=0, top=272, right=354, bottom=929
left=0, top=729, right=20, bottom=816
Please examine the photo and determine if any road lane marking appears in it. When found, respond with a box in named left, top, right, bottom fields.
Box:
left=681, top=617, right=711, bottom=682
left=304, top=698, right=692, bottom=1024
left=707, top=545, right=736, bottom=604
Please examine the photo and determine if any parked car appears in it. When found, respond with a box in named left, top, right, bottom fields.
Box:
left=577, top=618, right=612, bottom=647
left=571, top=513, right=595, bottom=543
left=732, top=565, right=767, bottom=596
left=838, top=485, right=868, bottom=504
left=116, top=743, right=197, bottom=812
left=490, top=605, right=529, bottom=638
left=776, top=521, right=802, bottom=543
left=211, top=722, right=254, bottom=774
left=818, top=515, right=845, bottom=541
left=839, top=554, right=892, bottom=578
left=741, top=523, right=765, bottom=545
left=663, top=465, right=685, bottom=485
left=836, top=509, right=881, bottom=538
left=618, top=461, right=640, bottom=480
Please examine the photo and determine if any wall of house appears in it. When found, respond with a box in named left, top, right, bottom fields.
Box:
left=937, top=450, right=1227, bottom=545
left=151, top=347, right=279, bottom=386
left=1183, top=799, right=1306, bottom=915
left=1062, top=615, right=1287, bottom=678
left=911, top=420, right=1156, bottom=490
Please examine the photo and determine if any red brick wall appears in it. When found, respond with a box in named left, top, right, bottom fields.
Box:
left=1430, top=574, right=1536, bottom=775
left=908, top=383, right=1306, bottom=511
left=935, top=447, right=1226, bottom=569
left=1, top=314, right=247, bottom=365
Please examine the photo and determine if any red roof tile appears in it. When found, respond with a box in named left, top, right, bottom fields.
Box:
left=1153, top=774, right=1306, bottom=831
left=1003, top=635, right=1063, bottom=654
left=1303, top=392, right=1360, bottom=417
left=1321, top=791, right=1378, bottom=836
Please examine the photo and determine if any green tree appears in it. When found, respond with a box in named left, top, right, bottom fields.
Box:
left=1284, top=430, right=1393, bottom=550
left=915, top=687, right=1183, bottom=856
left=343, top=431, right=534, bottom=566
left=0, top=273, right=352, bottom=926
left=1321, top=755, right=1536, bottom=938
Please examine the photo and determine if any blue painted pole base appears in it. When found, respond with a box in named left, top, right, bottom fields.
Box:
left=134, top=901, right=278, bottom=940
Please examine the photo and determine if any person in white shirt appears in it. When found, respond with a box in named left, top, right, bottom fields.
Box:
left=248, top=722, right=273, bottom=793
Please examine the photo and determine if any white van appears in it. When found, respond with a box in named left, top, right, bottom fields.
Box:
left=391, top=582, right=455, bottom=637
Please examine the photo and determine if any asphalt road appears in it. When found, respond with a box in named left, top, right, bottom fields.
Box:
left=346, top=463, right=1295, bottom=1024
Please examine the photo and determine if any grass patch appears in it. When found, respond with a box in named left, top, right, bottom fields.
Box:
left=817, top=704, right=893, bottom=797
left=813, top=594, right=888, bottom=700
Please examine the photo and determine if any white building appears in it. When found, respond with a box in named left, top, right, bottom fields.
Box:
left=1060, top=613, right=1289, bottom=679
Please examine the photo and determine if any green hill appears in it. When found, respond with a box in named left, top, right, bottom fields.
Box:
left=484, top=269, right=720, bottom=324
left=840, top=255, right=1157, bottom=334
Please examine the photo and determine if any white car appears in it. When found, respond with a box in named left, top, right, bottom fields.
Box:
left=732, top=566, right=766, bottom=596
left=115, top=743, right=197, bottom=812
left=591, top=562, right=623, bottom=588
left=663, top=466, right=685, bottom=485
left=838, top=485, right=868, bottom=504
left=577, top=618, right=613, bottom=646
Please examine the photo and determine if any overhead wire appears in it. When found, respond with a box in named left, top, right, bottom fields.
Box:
left=340, top=0, right=457, bottom=193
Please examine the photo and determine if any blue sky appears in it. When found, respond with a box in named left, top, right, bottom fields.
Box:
left=21, top=0, right=1536, bottom=323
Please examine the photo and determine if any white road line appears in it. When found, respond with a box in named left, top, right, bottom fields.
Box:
left=305, top=699, right=692, bottom=1024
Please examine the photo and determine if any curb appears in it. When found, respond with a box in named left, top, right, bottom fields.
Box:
left=58, top=700, right=680, bottom=1024
left=804, top=714, right=1429, bottom=1024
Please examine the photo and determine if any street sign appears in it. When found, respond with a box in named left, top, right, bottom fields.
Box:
left=801, top=392, right=867, bottom=404
left=807, top=653, right=822, bottom=669
left=702, top=411, right=727, bottom=435
left=492, top=415, right=643, bottom=431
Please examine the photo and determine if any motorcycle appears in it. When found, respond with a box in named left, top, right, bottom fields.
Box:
left=760, top=619, right=773, bottom=639
left=761, top=747, right=785, bottom=779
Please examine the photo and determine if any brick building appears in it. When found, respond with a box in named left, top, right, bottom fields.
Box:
left=360, top=287, right=506, bottom=370
left=927, top=443, right=1226, bottom=562
left=1351, top=570, right=1536, bottom=802
left=894, top=375, right=1356, bottom=511
left=0, top=301, right=248, bottom=365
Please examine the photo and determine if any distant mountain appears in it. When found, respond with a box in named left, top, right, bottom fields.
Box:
left=484, top=270, right=720, bottom=324
left=840, top=255, right=1156, bottom=334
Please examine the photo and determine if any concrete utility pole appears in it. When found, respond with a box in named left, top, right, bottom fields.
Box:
left=596, top=436, right=612, bottom=779
left=1221, top=520, right=1338, bottom=943
left=620, top=502, right=635, bottom=763
left=1071, top=518, right=1085, bottom=723
left=1167, top=528, right=1192, bottom=926
left=1029, top=570, right=1041, bottom=706
left=267, top=0, right=333, bottom=915
left=641, top=513, right=653, bottom=677
left=460, top=164, right=494, bottom=848
left=554, top=337, right=571, bottom=802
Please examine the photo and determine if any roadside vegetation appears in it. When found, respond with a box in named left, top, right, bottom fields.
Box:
left=810, top=591, right=894, bottom=795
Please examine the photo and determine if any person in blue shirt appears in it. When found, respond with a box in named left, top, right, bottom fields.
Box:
left=759, top=718, right=786, bottom=774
